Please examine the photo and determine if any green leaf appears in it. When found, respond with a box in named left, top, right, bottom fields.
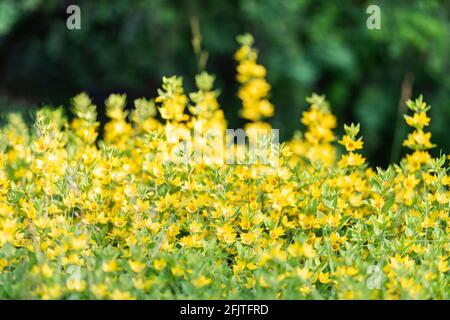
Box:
left=381, top=194, right=395, bottom=214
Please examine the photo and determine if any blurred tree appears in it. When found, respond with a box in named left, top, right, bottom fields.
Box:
left=0, top=0, right=449, bottom=165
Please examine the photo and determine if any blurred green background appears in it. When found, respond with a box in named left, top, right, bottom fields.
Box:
left=0, top=0, right=449, bottom=166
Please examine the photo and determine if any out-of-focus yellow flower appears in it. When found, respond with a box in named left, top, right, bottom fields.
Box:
left=192, top=276, right=212, bottom=288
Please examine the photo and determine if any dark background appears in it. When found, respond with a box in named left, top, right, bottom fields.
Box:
left=0, top=0, right=449, bottom=166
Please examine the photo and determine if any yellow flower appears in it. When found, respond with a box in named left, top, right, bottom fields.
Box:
left=318, top=272, right=331, bottom=284
left=404, top=112, right=430, bottom=129
left=153, top=259, right=167, bottom=271
left=186, top=201, right=198, bottom=213
left=192, top=276, right=212, bottom=288
left=299, top=285, right=311, bottom=294
left=0, top=219, right=17, bottom=244
left=71, top=234, right=87, bottom=250
left=437, top=257, right=448, bottom=273
left=269, top=226, right=285, bottom=240
left=166, top=224, right=180, bottom=239
left=128, top=260, right=146, bottom=273
left=0, top=258, right=8, bottom=271
left=346, top=266, right=359, bottom=276
left=258, top=276, right=269, bottom=288
left=102, top=260, right=119, bottom=273
left=434, top=192, right=448, bottom=205
left=188, top=221, right=203, bottom=233
left=41, top=264, right=54, bottom=278
left=295, top=267, right=312, bottom=280
left=91, top=283, right=108, bottom=299
left=216, top=224, right=237, bottom=244
left=171, top=265, right=184, bottom=277
left=40, top=284, right=62, bottom=300
left=443, top=175, right=450, bottom=186
left=339, top=152, right=366, bottom=167
left=240, top=231, right=257, bottom=245
left=111, top=289, right=135, bottom=300
left=403, top=175, right=419, bottom=190
left=66, top=278, right=87, bottom=292
left=403, top=130, right=434, bottom=150
left=338, top=135, right=364, bottom=152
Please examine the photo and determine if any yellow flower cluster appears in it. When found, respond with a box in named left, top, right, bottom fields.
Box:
left=288, top=94, right=337, bottom=167
left=338, top=123, right=366, bottom=168
left=0, top=36, right=448, bottom=300
left=235, top=34, right=274, bottom=133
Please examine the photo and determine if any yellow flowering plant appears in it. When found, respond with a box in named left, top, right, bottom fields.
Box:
left=0, top=34, right=448, bottom=300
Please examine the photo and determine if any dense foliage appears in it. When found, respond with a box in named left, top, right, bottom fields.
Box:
left=0, top=36, right=448, bottom=299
